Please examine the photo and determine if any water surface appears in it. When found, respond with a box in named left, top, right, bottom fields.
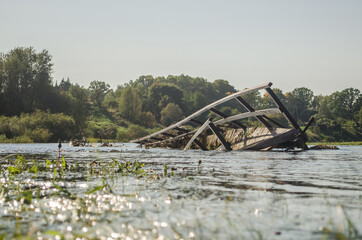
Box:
left=0, top=143, right=361, bottom=239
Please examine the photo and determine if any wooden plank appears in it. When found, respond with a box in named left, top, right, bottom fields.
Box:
left=131, top=82, right=272, bottom=143
left=208, top=122, right=232, bottom=151
left=244, top=129, right=300, bottom=150
left=184, top=118, right=212, bottom=150
left=214, top=108, right=281, bottom=125
left=235, top=96, right=273, bottom=129
left=210, top=108, right=246, bottom=130
left=262, top=115, right=286, bottom=128
left=265, top=87, right=308, bottom=148
left=174, top=127, right=189, bottom=133
left=161, top=132, right=176, bottom=137
left=189, top=119, right=203, bottom=125
left=194, top=139, right=208, bottom=151
left=302, top=117, right=315, bottom=133
left=150, top=137, right=163, bottom=141
left=265, top=88, right=300, bottom=130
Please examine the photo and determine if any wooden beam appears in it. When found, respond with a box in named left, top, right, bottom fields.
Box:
left=302, top=117, right=315, bottom=133
left=214, top=108, right=281, bottom=125
left=262, top=115, right=286, bottom=128
left=210, top=108, right=246, bottom=130
left=193, top=139, right=208, bottom=151
left=244, top=129, right=300, bottom=150
left=265, top=88, right=300, bottom=130
left=235, top=96, right=273, bottom=129
left=150, top=137, right=163, bottom=141
left=208, top=122, right=232, bottom=151
left=184, top=118, right=212, bottom=150
left=161, top=132, right=176, bottom=137
left=189, top=119, right=203, bottom=125
left=174, top=127, right=189, bottom=133
left=265, top=87, right=308, bottom=148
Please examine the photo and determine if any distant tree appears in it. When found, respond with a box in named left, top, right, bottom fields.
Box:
left=330, top=88, right=361, bottom=121
left=160, top=103, right=183, bottom=126
left=58, top=78, right=71, bottom=92
left=88, top=80, right=110, bottom=107
left=0, top=47, right=53, bottom=115
left=119, top=87, right=142, bottom=122
left=285, top=87, right=315, bottom=123
left=212, top=79, right=236, bottom=98
left=68, top=84, right=90, bottom=132
left=148, top=82, right=184, bottom=119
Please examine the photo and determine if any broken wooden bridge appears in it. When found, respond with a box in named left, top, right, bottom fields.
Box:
left=131, top=82, right=313, bottom=151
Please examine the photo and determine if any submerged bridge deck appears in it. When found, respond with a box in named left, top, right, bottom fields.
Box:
left=131, top=82, right=313, bottom=151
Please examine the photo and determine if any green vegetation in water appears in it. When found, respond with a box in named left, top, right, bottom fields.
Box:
left=0, top=155, right=170, bottom=239
left=0, top=154, right=360, bottom=239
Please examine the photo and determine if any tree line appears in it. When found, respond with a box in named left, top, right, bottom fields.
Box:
left=0, top=47, right=361, bottom=143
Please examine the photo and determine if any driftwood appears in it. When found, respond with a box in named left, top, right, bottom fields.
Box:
left=131, top=82, right=312, bottom=151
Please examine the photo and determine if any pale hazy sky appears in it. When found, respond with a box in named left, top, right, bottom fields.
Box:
left=1, top=0, right=361, bottom=95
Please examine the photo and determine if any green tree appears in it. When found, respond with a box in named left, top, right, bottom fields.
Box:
left=148, top=82, right=184, bottom=119
left=285, top=87, right=315, bottom=123
left=212, top=79, right=236, bottom=98
left=119, top=87, right=142, bottom=122
left=160, top=103, right=184, bottom=126
left=68, top=84, right=90, bottom=132
left=88, top=80, right=110, bottom=107
left=0, top=47, right=53, bottom=115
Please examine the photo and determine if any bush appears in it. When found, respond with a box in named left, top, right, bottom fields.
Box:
left=117, top=124, right=149, bottom=142
left=0, top=111, right=76, bottom=142
left=25, top=128, right=52, bottom=142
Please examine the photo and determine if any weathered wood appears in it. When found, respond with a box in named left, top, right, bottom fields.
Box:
left=244, top=129, right=301, bottom=150
left=302, top=117, right=315, bottom=133
left=210, top=108, right=246, bottom=130
left=265, top=88, right=299, bottom=130
left=184, top=118, right=212, bottom=150
left=189, top=119, right=203, bottom=125
left=235, top=96, right=273, bottom=129
left=161, top=132, right=176, bottom=137
left=131, top=82, right=272, bottom=143
left=150, top=137, right=163, bottom=141
left=194, top=139, right=208, bottom=151
left=174, top=127, right=189, bottom=133
left=262, top=115, right=286, bottom=128
left=143, top=108, right=281, bottom=147
left=214, top=108, right=281, bottom=125
left=132, top=82, right=310, bottom=152
left=208, top=122, right=232, bottom=151
left=265, top=87, right=308, bottom=148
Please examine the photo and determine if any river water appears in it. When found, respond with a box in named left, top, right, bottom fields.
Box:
left=0, top=143, right=361, bottom=239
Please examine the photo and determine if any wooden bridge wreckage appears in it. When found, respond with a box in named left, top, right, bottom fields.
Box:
left=131, top=82, right=314, bottom=151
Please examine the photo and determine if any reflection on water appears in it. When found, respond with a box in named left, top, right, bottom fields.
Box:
left=0, top=143, right=361, bottom=239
